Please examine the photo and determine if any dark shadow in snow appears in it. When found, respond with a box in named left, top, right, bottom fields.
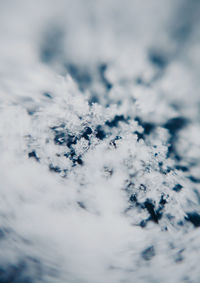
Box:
left=81, top=127, right=92, bottom=141
left=141, top=246, right=155, bottom=261
left=173, top=184, right=183, bottom=192
left=0, top=258, right=42, bottom=283
left=175, top=165, right=189, bottom=172
left=188, top=176, right=200, bottom=184
left=43, top=92, right=53, bottom=99
left=185, top=212, right=200, bottom=227
left=106, top=115, right=128, bottom=128
left=149, top=51, right=168, bottom=70
left=135, top=117, right=155, bottom=136
left=28, top=151, right=40, bottom=162
left=134, top=117, right=156, bottom=141
left=98, top=63, right=113, bottom=91
left=40, top=26, right=64, bottom=64
left=164, top=117, right=187, bottom=135
left=95, top=125, right=106, bottom=140
left=163, top=117, right=188, bottom=160
left=65, top=63, right=92, bottom=92
left=129, top=194, right=167, bottom=227
left=49, top=164, right=62, bottom=173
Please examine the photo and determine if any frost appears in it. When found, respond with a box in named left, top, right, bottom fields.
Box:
left=0, top=0, right=200, bottom=282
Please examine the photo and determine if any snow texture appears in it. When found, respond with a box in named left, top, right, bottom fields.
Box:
left=0, top=0, right=200, bottom=282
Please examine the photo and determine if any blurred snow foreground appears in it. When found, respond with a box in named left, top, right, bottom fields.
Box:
left=0, top=1, right=200, bottom=282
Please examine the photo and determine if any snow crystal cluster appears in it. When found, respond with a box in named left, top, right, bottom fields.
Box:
left=0, top=0, right=200, bottom=282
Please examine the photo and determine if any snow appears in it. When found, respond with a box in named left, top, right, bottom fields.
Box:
left=0, top=0, right=200, bottom=282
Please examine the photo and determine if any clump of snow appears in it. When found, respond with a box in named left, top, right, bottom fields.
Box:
left=0, top=0, right=200, bottom=282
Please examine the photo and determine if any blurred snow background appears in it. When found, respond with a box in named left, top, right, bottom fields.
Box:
left=0, top=0, right=200, bottom=282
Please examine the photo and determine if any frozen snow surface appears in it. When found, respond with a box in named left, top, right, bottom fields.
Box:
left=0, top=0, right=200, bottom=282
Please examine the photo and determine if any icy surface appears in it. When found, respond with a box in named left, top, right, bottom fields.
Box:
left=0, top=1, right=200, bottom=282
